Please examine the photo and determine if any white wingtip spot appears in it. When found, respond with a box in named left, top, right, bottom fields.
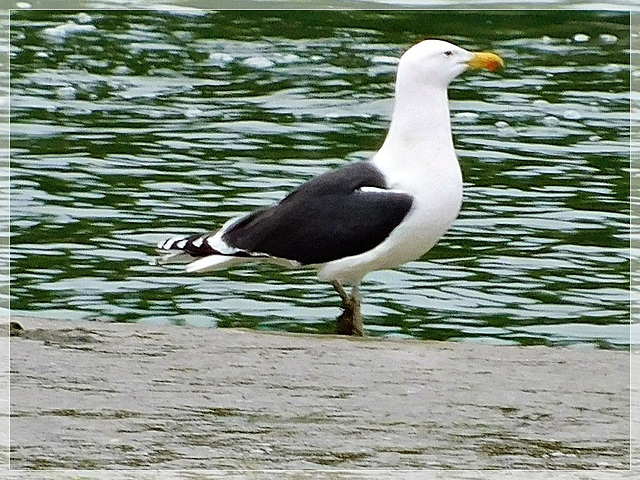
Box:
left=192, top=236, right=205, bottom=247
left=158, top=236, right=182, bottom=250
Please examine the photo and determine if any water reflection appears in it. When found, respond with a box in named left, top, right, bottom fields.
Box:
left=9, top=10, right=630, bottom=348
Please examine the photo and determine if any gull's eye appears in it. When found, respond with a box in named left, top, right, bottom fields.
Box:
left=444, top=50, right=454, bottom=57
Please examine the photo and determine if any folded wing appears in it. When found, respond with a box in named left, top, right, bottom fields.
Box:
left=159, top=162, right=414, bottom=268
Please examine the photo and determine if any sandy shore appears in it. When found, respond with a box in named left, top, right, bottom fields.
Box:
left=3, top=315, right=635, bottom=477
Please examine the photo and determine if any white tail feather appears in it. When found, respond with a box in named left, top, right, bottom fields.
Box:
left=185, top=255, right=253, bottom=273
left=155, top=251, right=194, bottom=265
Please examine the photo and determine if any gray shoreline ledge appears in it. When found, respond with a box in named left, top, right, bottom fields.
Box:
left=5, top=316, right=633, bottom=474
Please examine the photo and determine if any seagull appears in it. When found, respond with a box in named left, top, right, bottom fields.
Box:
left=157, top=39, right=504, bottom=336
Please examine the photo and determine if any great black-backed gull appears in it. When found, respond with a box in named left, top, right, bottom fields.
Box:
left=157, top=39, right=504, bottom=336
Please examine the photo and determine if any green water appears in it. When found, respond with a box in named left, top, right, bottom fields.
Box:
left=9, top=10, right=630, bottom=347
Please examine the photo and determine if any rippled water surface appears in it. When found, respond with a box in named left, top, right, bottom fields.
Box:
left=9, top=10, right=631, bottom=348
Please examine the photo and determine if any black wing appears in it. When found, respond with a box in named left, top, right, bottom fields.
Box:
left=222, top=162, right=413, bottom=265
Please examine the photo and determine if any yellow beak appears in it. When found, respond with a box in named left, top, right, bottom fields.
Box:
left=467, top=51, right=504, bottom=72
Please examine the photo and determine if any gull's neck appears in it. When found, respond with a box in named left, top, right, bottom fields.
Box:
left=377, top=76, right=456, bottom=170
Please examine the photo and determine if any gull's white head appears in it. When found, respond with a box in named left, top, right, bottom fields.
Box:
left=397, top=39, right=504, bottom=88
